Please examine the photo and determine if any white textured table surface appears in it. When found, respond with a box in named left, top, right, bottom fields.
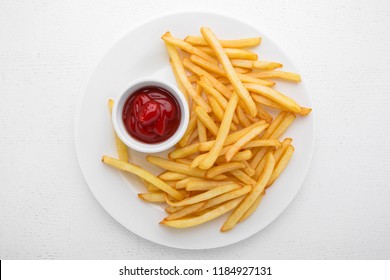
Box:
left=1, top=0, right=390, bottom=259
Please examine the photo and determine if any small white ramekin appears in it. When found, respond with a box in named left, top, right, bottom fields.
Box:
left=112, top=78, right=189, bottom=153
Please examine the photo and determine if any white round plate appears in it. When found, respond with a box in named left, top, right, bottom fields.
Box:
left=75, top=11, right=314, bottom=250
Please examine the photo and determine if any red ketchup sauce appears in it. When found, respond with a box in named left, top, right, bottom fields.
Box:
left=122, top=86, right=181, bottom=143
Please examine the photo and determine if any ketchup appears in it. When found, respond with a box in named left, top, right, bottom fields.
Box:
left=122, top=86, right=181, bottom=143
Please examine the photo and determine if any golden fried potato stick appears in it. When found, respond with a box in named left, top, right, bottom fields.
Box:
left=195, top=106, right=219, bottom=137
left=165, top=205, right=185, bottom=214
left=187, top=74, right=198, bottom=83
left=175, top=177, right=204, bottom=189
left=268, top=145, right=294, bottom=187
left=187, top=129, right=199, bottom=144
left=239, top=191, right=265, bottom=222
left=190, top=56, right=275, bottom=88
left=169, top=143, right=200, bottom=160
left=243, top=139, right=281, bottom=148
left=225, top=124, right=269, bottom=162
left=183, top=58, right=233, bottom=100
left=165, top=202, right=206, bottom=221
left=273, top=138, right=293, bottom=164
left=243, top=160, right=256, bottom=177
left=186, top=180, right=237, bottom=191
left=236, top=105, right=251, bottom=127
left=230, top=59, right=282, bottom=70
left=247, top=71, right=301, bottom=82
left=147, top=156, right=207, bottom=178
left=199, top=93, right=239, bottom=169
left=197, top=46, right=258, bottom=60
left=108, top=99, right=129, bottom=162
left=163, top=33, right=211, bottom=112
left=215, top=150, right=253, bottom=164
left=206, top=162, right=246, bottom=178
left=169, top=60, right=188, bottom=102
left=197, top=119, right=208, bottom=143
left=201, top=27, right=257, bottom=117
left=146, top=182, right=161, bottom=192
left=138, top=192, right=166, bottom=203
left=198, top=185, right=252, bottom=212
left=159, top=171, right=188, bottom=181
left=199, top=120, right=267, bottom=152
left=256, top=103, right=273, bottom=123
left=161, top=196, right=244, bottom=228
left=268, top=113, right=296, bottom=139
left=250, top=112, right=293, bottom=170
left=234, top=67, right=251, bottom=74
left=166, top=183, right=241, bottom=207
left=177, top=111, right=197, bottom=147
left=229, top=169, right=257, bottom=185
left=245, top=83, right=301, bottom=114
left=162, top=32, right=218, bottom=64
left=184, top=36, right=261, bottom=48
left=221, top=152, right=275, bottom=231
left=102, top=156, right=184, bottom=200
left=238, top=73, right=275, bottom=87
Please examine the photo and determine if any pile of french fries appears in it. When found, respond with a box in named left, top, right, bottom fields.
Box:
left=102, top=27, right=311, bottom=232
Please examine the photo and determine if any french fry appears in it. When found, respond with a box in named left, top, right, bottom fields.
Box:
left=147, top=156, right=207, bottom=178
left=198, top=185, right=252, bottom=212
left=273, top=138, right=293, bottom=164
left=197, top=46, right=258, bottom=60
left=175, top=177, right=204, bottom=189
left=268, top=113, right=296, bottom=139
left=165, top=202, right=206, bottom=221
left=186, top=180, right=237, bottom=191
left=225, top=124, right=268, bottom=162
left=199, top=120, right=267, bottom=152
left=183, top=58, right=233, bottom=100
left=197, top=119, right=208, bottom=142
left=175, top=158, right=193, bottom=165
left=229, top=169, right=257, bottom=185
left=199, top=93, right=239, bottom=169
left=164, top=33, right=211, bottom=112
left=230, top=59, right=282, bottom=70
left=108, top=99, right=129, bottom=162
left=243, top=160, right=256, bottom=177
left=195, top=106, right=219, bottom=137
left=201, top=27, right=257, bottom=117
left=247, top=71, right=301, bottom=82
left=187, top=129, right=199, bottom=144
left=169, top=143, right=200, bottom=160
left=184, top=36, right=261, bottom=48
left=239, top=191, right=265, bottom=222
left=198, top=79, right=228, bottom=109
left=161, top=197, right=244, bottom=228
left=138, top=192, right=166, bottom=203
left=215, top=150, right=253, bottom=164
left=162, top=32, right=218, bottom=64
left=268, top=145, right=294, bottom=187
left=256, top=103, right=273, bottom=122
left=206, top=162, right=246, bottom=178
left=191, top=55, right=273, bottom=87
left=102, top=156, right=184, bottom=200
left=165, top=205, right=185, bottom=214
left=146, top=182, right=161, bottom=192
left=245, top=83, right=301, bottom=114
left=169, top=60, right=188, bottom=102
left=166, top=183, right=241, bottom=207
left=236, top=106, right=251, bottom=127
left=177, top=111, right=197, bottom=147
left=221, top=152, right=275, bottom=231
left=159, top=171, right=189, bottom=181
left=243, top=139, right=281, bottom=149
